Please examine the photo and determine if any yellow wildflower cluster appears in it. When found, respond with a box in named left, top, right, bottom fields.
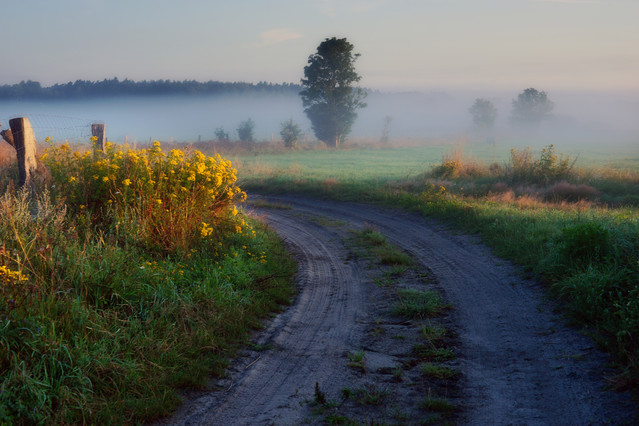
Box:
left=0, top=265, right=28, bottom=284
left=42, top=140, right=247, bottom=253
left=200, top=222, right=214, bottom=237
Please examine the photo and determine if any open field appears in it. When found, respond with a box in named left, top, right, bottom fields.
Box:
left=227, top=138, right=639, bottom=188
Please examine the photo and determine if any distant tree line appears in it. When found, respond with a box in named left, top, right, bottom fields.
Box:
left=0, top=78, right=302, bottom=100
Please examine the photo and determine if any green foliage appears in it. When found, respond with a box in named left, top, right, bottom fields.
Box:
left=0, top=143, right=296, bottom=424
left=237, top=118, right=255, bottom=143
left=300, top=37, right=367, bottom=147
left=351, top=227, right=412, bottom=266
left=392, top=289, right=445, bottom=319
left=469, top=98, right=498, bottom=129
left=42, top=141, right=245, bottom=254
left=508, top=144, right=573, bottom=184
left=280, top=118, right=302, bottom=148
left=551, top=222, right=611, bottom=271
left=347, top=349, right=366, bottom=371
left=510, top=87, right=554, bottom=126
left=420, top=363, right=457, bottom=379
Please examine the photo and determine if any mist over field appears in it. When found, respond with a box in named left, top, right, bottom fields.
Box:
left=1, top=89, right=638, bottom=153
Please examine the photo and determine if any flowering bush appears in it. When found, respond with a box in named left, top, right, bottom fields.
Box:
left=42, top=140, right=246, bottom=253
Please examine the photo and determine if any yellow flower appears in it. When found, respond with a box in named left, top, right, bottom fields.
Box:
left=200, top=222, right=214, bottom=237
left=102, top=176, right=109, bottom=182
left=155, top=199, right=162, bottom=205
left=68, top=176, right=76, bottom=183
left=122, top=179, right=131, bottom=186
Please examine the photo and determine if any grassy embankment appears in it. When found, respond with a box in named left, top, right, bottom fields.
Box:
left=0, top=141, right=295, bottom=423
left=230, top=140, right=639, bottom=390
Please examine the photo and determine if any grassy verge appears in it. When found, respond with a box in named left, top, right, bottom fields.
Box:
left=0, top=142, right=296, bottom=423
left=236, top=144, right=639, bottom=389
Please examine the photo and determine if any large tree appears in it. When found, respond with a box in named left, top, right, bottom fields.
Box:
left=510, top=88, right=554, bottom=126
left=300, top=37, right=367, bottom=147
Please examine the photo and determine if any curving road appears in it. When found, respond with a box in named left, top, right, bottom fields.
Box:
left=164, top=195, right=636, bottom=425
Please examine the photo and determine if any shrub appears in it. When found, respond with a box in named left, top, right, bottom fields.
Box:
left=508, top=144, right=574, bottom=185
left=42, top=141, right=246, bottom=254
left=280, top=119, right=302, bottom=148
left=432, top=160, right=462, bottom=178
left=543, top=181, right=599, bottom=203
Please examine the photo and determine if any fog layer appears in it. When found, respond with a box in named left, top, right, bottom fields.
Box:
left=0, top=90, right=637, bottom=148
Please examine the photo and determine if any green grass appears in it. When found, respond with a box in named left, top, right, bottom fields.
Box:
left=0, top=144, right=296, bottom=424
left=420, top=363, right=458, bottom=380
left=392, top=289, right=445, bottom=319
left=341, top=385, right=390, bottom=406
left=229, top=142, right=639, bottom=388
left=420, top=394, right=456, bottom=413
left=350, top=227, right=413, bottom=266
left=347, top=349, right=366, bottom=371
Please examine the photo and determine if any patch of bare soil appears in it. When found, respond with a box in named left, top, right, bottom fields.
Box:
left=159, top=195, right=636, bottom=425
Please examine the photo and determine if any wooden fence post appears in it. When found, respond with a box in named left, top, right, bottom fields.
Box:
left=91, top=123, right=106, bottom=153
left=8, top=117, right=38, bottom=188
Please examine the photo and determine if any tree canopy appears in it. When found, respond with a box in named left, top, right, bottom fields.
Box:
left=469, top=98, right=498, bottom=130
left=510, top=88, right=554, bottom=126
left=0, top=78, right=301, bottom=100
left=299, top=37, right=367, bottom=147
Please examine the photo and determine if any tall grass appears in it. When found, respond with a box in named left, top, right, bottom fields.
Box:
left=0, top=141, right=295, bottom=423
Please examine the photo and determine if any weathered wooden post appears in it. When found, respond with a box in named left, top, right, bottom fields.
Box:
left=8, top=117, right=38, bottom=188
left=91, top=123, right=106, bottom=154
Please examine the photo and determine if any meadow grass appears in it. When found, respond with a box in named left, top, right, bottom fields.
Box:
left=229, top=140, right=639, bottom=388
left=0, top=142, right=296, bottom=423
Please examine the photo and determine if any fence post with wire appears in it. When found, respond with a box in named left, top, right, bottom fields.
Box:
left=0, top=117, right=38, bottom=187
left=91, top=123, right=106, bottom=154
left=0, top=115, right=106, bottom=188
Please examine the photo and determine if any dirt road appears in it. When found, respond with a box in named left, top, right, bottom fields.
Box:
left=165, top=195, right=636, bottom=425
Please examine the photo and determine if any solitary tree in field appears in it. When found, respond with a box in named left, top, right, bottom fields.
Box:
left=280, top=119, right=303, bottom=148
left=510, top=88, right=554, bottom=127
left=300, top=37, right=367, bottom=147
left=469, top=98, right=498, bottom=130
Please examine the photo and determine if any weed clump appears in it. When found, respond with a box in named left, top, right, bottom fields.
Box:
left=392, top=289, right=445, bottom=319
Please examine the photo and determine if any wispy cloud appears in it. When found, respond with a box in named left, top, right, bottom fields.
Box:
left=257, top=28, right=303, bottom=46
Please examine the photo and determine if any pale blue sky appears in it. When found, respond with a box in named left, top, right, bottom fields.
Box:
left=2, top=0, right=638, bottom=91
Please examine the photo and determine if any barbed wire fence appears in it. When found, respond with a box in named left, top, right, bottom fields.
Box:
left=0, top=113, right=102, bottom=144
left=0, top=114, right=106, bottom=187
